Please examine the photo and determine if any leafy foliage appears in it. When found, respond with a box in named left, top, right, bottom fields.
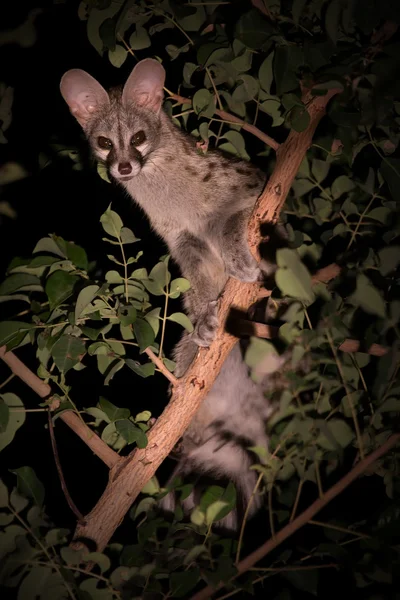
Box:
left=1, top=0, right=400, bottom=599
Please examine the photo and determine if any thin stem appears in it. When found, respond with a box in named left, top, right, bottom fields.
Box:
left=303, top=305, right=313, bottom=330
left=315, top=460, right=323, bottom=498
left=158, top=289, right=169, bottom=363
left=268, top=483, right=275, bottom=537
left=327, top=330, right=365, bottom=460
left=168, top=92, right=279, bottom=150
left=309, top=519, right=370, bottom=539
left=0, top=372, right=15, bottom=389
left=8, top=506, right=77, bottom=600
left=236, top=473, right=263, bottom=564
left=145, top=347, right=178, bottom=385
left=346, top=188, right=380, bottom=251
left=47, top=409, right=85, bottom=523
left=174, top=109, right=195, bottom=119
left=290, top=478, right=304, bottom=522
left=205, top=66, right=223, bottom=111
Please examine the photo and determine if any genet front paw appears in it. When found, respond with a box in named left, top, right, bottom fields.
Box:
left=191, top=301, right=219, bottom=347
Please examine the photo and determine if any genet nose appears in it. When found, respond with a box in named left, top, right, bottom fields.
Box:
left=118, top=162, right=132, bottom=175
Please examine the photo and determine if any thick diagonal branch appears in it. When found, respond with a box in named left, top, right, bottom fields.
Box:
left=71, top=87, right=341, bottom=553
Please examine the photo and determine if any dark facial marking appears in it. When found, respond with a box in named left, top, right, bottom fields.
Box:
left=246, top=182, right=260, bottom=190
left=203, top=172, right=212, bottom=182
left=131, top=130, right=146, bottom=146
left=98, top=136, right=113, bottom=149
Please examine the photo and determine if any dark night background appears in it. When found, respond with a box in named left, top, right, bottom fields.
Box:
left=0, top=2, right=398, bottom=598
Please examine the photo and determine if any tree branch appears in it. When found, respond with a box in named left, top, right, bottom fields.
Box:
left=0, top=346, right=120, bottom=469
left=168, top=92, right=280, bottom=151
left=71, top=86, right=342, bottom=553
left=191, top=432, right=400, bottom=600
left=246, top=321, right=389, bottom=357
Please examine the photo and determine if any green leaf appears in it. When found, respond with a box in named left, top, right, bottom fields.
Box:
left=51, top=335, right=86, bottom=373
left=99, top=397, right=130, bottom=422
left=0, top=274, right=41, bottom=296
left=235, top=9, right=275, bottom=50
left=133, top=318, right=155, bottom=352
left=349, top=274, right=386, bottom=318
left=129, top=26, right=151, bottom=50
left=275, top=249, right=315, bottom=303
left=0, top=397, right=10, bottom=433
left=274, top=46, right=299, bottom=96
left=115, top=420, right=148, bottom=448
left=135, top=410, right=151, bottom=423
left=292, top=179, right=315, bottom=197
left=104, top=359, right=124, bottom=386
left=331, top=175, right=355, bottom=199
left=167, top=312, right=194, bottom=332
left=0, top=321, right=33, bottom=347
left=75, top=285, right=100, bottom=320
left=318, top=419, right=354, bottom=450
left=0, top=393, right=25, bottom=452
left=170, top=568, right=200, bottom=598
left=245, top=338, right=280, bottom=383
left=193, top=88, right=215, bottom=118
left=10, top=466, right=45, bottom=508
left=83, top=552, right=111, bottom=574
left=220, top=130, right=249, bottom=160
left=141, top=476, right=160, bottom=496
left=125, top=359, right=155, bottom=378
left=205, top=500, right=229, bottom=525
left=311, top=159, right=330, bottom=183
left=183, top=62, right=198, bottom=86
left=378, top=246, right=400, bottom=276
left=142, top=262, right=169, bottom=296
left=56, top=238, right=88, bottom=270
left=325, top=0, right=341, bottom=45
left=100, top=205, right=123, bottom=238
left=33, top=237, right=66, bottom=258
left=284, top=569, right=318, bottom=596
left=108, top=44, right=127, bottom=68
left=232, top=74, right=259, bottom=103
left=367, top=207, right=390, bottom=224
left=289, top=105, right=310, bottom=132
left=258, top=52, right=274, bottom=93
left=120, top=227, right=139, bottom=244
left=0, top=479, right=9, bottom=507
left=45, top=271, right=79, bottom=310
left=144, top=307, right=161, bottom=336
left=169, top=278, right=191, bottom=298
left=17, top=566, right=53, bottom=600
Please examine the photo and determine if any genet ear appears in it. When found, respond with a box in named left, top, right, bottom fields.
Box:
left=122, top=58, right=165, bottom=113
left=60, top=69, right=109, bottom=128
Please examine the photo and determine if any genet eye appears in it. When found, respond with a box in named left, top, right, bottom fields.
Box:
left=131, top=130, right=146, bottom=146
left=98, top=136, right=113, bottom=149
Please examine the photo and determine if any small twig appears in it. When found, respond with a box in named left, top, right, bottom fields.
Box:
left=327, top=330, right=365, bottom=460
left=309, top=519, right=370, bottom=539
left=236, top=473, right=263, bottom=564
left=0, top=372, right=15, bottom=390
left=145, top=347, right=178, bottom=385
left=290, top=478, right=304, bottom=522
left=205, top=66, right=223, bottom=111
left=168, top=92, right=280, bottom=151
left=47, top=408, right=85, bottom=523
left=190, top=432, right=400, bottom=600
